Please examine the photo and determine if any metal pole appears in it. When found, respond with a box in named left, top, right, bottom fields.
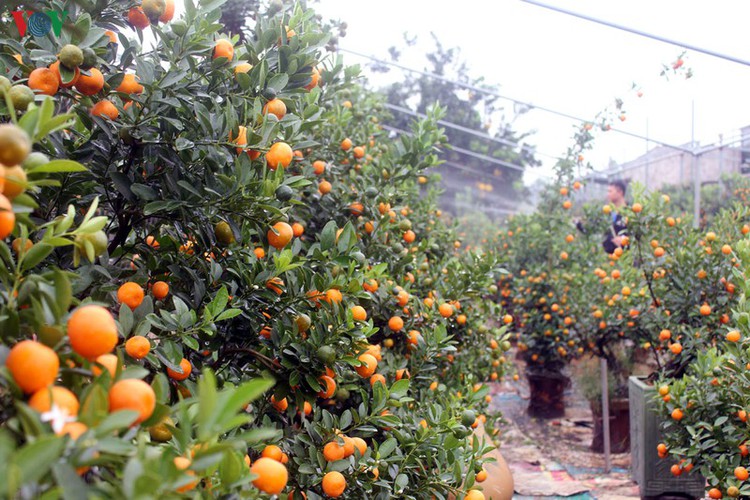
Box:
left=520, top=0, right=750, bottom=68
left=718, top=134, right=724, bottom=193
left=693, top=155, right=700, bottom=228
left=692, top=101, right=700, bottom=229
left=645, top=118, right=650, bottom=190
left=601, top=358, right=611, bottom=472
left=680, top=155, right=684, bottom=186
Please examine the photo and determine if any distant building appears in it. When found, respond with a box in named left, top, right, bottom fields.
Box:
left=581, top=126, right=750, bottom=198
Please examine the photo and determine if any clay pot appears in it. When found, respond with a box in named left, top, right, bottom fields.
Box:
left=526, top=369, right=570, bottom=418
left=590, top=397, right=630, bottom=453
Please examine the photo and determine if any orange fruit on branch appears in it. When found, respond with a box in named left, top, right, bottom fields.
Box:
left=128, top=7, right=150, bottom=29
left=317, top=375, right=336, bottom=398
left=268, top=222, right=293, bottom=249
left=321, top=471, right=346, bottom=498
left=67, top=305, right=118, bottom=360
left=727, top=330, right=741, bottom=342
left=312, top=160, right=326, bottom=175
left=91, top=100, right=119, bottom=120
left=370, top=373, right=386, bottom=387
left=351, top=305, right=367, bottom=321
left=118, top=282, right=144, bottom=309
left=58, top=421, right=87, bottom=439
left=438, top=303, right=453, bottom=318
left=323, top=288, right=343, bottom=305
left=6, top=340, right=59, bottom=394
left=263, top=98, right=287, bottom=120
left=152, top=281, right=169, bottom=300
left=388, top=316, right=404, bottom=331
left=29, top=385, right=79, bottom=415
left=3, top=165, right=27, bottom=200
left=74, top=68, right=104, bottom=96
left=261, top=444, right=284, bottom=462
left=108, top=378, right=156, bottom=424
left=125, top=335, right=151, bottom=359
left=213, top=39, right=234, bottom=60
left=355, top=353, right=377, bottom=378
left=159, top=0, right=175, bottom=22
left=251, top=457, right=288, bottom=495
left=266, top=142, right=293, bottom=169
left=49, top=61, right=79, bottom=88
left=92, top=353, right=118, bottom=377
left=323, top=441, right=345, bottom=461
left=28, top=67, right=59, bottom=96
left=167, top=358, right=192, bottom=381
left=116, top=73, right=144, bottom=94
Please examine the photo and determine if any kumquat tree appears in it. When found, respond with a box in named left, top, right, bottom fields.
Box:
left=3, top=1, right=748, bottom=499
left=0, top=0, right=513, bottom=498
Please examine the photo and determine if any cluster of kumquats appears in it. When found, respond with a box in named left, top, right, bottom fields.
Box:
left=0, top=0, right=510, bottom=498
left=489, top=163, right=750, bottom=497
left=653, top=236, right=750, bottom=498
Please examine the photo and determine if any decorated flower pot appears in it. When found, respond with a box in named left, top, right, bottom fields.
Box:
left=527, top=369, right=569, bottom=418
left=629, top=377, right=704, bottom=498
left=590, top=397, right=630, bottom=453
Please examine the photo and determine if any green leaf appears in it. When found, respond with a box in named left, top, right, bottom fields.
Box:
left=175, top=137, right=195, bottom=151
left=215, top=308, right=241, bottom=322
left=197, top=369, right=219, bottom=440
left=71, top=13, right=91, bottom=45
left=95, top=410, right=139, bottom=435
left=378, top=437, right=397, bottom=459
left=389, top=379, right=410, bottom=400
left=79, top=384, right=109, bottom=427
left=130, top=184, right=158, bottom=201
left=219, top=451, right=244, bottom=486
left=267, top=74, right=289, bottom=93
left=320, top=221, right=337, bottom=251
left=28, top=160, right=87, bottom=174
left=12, top=435, right=66, bottom=488
left=215, top=377, right=275, bottom=429
left=52, top=269, right=72, bottom=319
left=52, top=462, right=90, bottom=500
left=20, top=243, right=53, bottom=271
left=152, top=372, right=171, bottom=404
left=118, top=303, right=134, bottom=336
left=394, top=473, right=409, bottom=491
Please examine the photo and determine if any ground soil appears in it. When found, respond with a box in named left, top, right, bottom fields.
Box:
left=488, top=356, right=642, bottom=499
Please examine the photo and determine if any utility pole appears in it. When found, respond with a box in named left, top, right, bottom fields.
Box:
left=692, top=100, right=700, bottom=229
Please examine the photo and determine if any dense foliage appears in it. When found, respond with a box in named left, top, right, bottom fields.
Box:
left=0, top=1, right=510, bottom=498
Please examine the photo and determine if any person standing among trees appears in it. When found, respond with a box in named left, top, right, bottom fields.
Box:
left=575, top=179, right=628, bottom=254
left=602, top=180, right=628, bottom=254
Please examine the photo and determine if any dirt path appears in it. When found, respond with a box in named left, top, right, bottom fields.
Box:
left=488, top=363, right=641, bottom=499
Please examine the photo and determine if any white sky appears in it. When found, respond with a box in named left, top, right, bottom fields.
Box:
left=314, top=0, right=750, bottom=185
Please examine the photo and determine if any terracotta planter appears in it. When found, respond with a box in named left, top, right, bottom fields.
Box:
left=590, top=397, right=630, bottom=453
left=629, top=377, right=704, bottom=498
left=449, top=423, right=514, bottom=500
left=526, top=370, right=569, bottom=418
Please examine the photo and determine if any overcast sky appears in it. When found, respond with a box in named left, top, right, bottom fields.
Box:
left=314, top=0, right=750, bottom=185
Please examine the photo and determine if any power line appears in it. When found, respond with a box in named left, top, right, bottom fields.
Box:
left=380, top=124, right=526, bottom=172
left=520, top=0, right=750, bottom=68
left=340, top=47, right=694, bottom=154
left=383, top=102, right=559, bottom=159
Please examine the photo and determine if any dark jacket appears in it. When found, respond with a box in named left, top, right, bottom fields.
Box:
left=602, top=212, right=627, bottom=254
